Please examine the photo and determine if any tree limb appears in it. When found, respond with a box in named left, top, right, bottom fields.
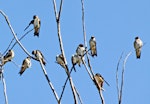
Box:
left=39, top=59, right=60, bottom=104
left=0, top=10, right=34, bottom=59
left=116, top=52, right=124, bottom=102
left=1, top=71, right=8, bottom=104
left=119, top=52, right=132, bottom=104
left=51, top=1, right=78, bottom=103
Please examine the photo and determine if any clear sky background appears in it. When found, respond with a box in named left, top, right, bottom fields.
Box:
left=0, top=0, right=150, bottom=104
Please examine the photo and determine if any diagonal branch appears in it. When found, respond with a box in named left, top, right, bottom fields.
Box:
left=39, top=59, right=60, bottom=104
left=10, top=29, right=34, bottom=50
left=74, top=86, right=83, bottom=104
left=0, top=10, right=33, bottom=58
left=99, top=90, right=105, bottom=104
left=59, top=66, right=74, bottom=102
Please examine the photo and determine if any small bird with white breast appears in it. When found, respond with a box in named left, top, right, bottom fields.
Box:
left=56, top=54, right=66, bottom=69
left=32, top=50, right=46, bottom=65
left=71, top=53, right=82, bottom=72
left=134, top=36, right=143, bottom=59
left=2, top=49, right=15, bottom=65
left=19, top=57, right=31, bottom=75
left=24, top=15, right=41, bottom=37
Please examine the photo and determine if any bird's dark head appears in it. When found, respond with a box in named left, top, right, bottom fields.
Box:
left=27, top=57, right=31, bottom=59
left=79, top=44, right=84, bottom=47
left=33, top=15, right=37, bottom=19
left=135, top=36, right=139, bottom=40
left=91, top=36, right=95, bottom=39
left=32, top=50, right=35, bottom=55
left=95, top=73, right=102, bottom=77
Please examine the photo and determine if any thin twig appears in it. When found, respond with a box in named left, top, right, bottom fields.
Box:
left=39, top=59, right=60, bottom=104
left=82, top=59, right=93, bottom=80
left=2, top=37, right=15, bottom=56
left=0, top=10, right=33, bottom=58
left=58, top=0, right=63, bottom=19
left=10, top=29, right=34, bottom=50
left=59, top=66, right=74, bottom=102
left=81, top=0, right=87, bottom=47
left=116, top=52, right=124, bottom=102
left=1, top=72, right=8, bottom=104
left=74, top=86, right=83, bottom=104
left=80, top=0, right=94, bottom=76
left=119, top=52, right=132, bottom=104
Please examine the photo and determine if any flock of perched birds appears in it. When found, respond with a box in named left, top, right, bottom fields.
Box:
left=1, top=15, right=143, bottom=91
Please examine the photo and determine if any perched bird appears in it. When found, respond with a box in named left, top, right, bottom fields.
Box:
left=94, top=73, right=104, bottom=91
left=76, top=44, right=86, bottom=56
left=32, top=50, right=46, bottom=65
left=71, top=53, right=82, bottom=72
left=56, top=54, right=66, bottom=69
left=2, top=50, right=15, bottom=65
left=19, top=57, right=31, bottom=75
left=89, top=36, right=97, bottom=57
left=134, top=36, right=143, bottom=59
left=94, top=73, right=110, bottom=91
left=24, top=15, right=41, bottom=37
left=76, top=44, right=86, bottom=63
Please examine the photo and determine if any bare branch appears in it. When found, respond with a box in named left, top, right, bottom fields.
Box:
left=1, top=71, right=8, bottom=104
left=118, top=52, right=132, bottom=104
left=80, top=1, right=105, bottom=103
left=2, top=37, right=15, bottom=56
left=59, top=66, right=74, bottom=102
left=99, top=90, right=105, bottom=104
left=74, top=86, right=83, bottom=104
left=0, top=10, right=33, bottom=58
left=82, top=59, right=93, bottom=80
left=80, top=0, right=95, bottom=77
left=58, top=0, right=63, bottom=19
left=52, top=1, right=78, bottom=103
left=116, top=52, right=124, bottom=102
left=116, top=52, right=132, bottom=104
left=52, top=0, right=58, bottom=20
left=39, top=59, right=60, bottom=104
left=10, top=29, right=34, bottom=50
left=81, top=0, right=87, bottom=47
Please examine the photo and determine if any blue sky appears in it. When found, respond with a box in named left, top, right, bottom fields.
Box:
left=0, top=0, right=150, bottom=104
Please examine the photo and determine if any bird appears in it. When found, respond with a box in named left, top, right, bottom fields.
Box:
left=2, top=50, right=15, bottom=65
left=94, top=73, right=104, bottom=91
left=76, top=44, right=86, bottom=63
left=89, top=36, right=97, bottom=57
left=19, top=57, right=31, bottom=75
left=71, top=53, right=82, bottom=72
left=32, top=50, right=46, bottom=65
left=94, top=73, right=110, bottom=91
left=24, top=15, right=41, bottom=37
left=76, top=44, right=86, bottom=56
left=134, top=36, right=143, bottom=59
left=56, top=54, right=66, bottom=69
